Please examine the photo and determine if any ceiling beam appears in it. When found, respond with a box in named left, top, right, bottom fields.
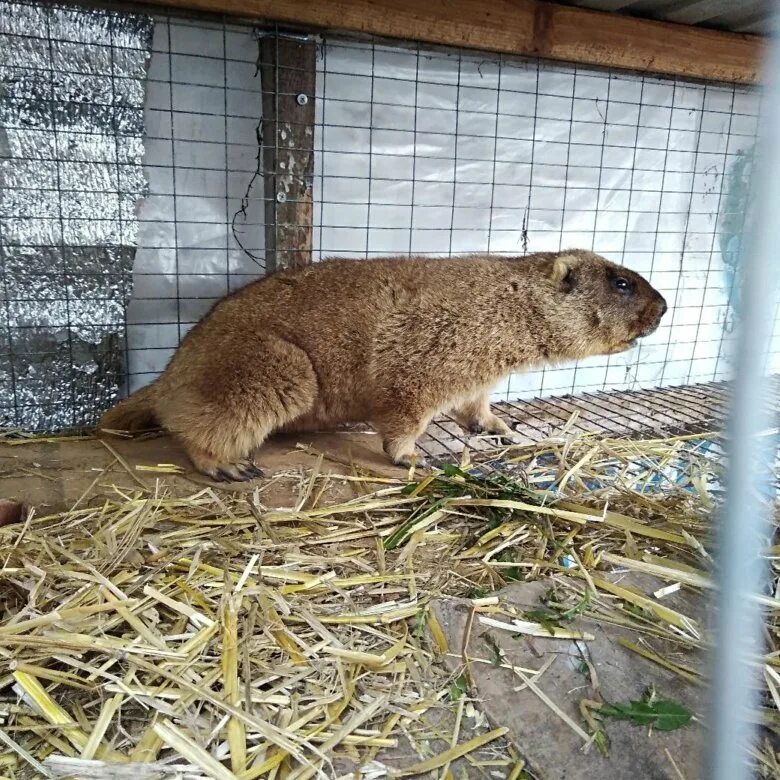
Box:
left=135, top=0, right=762, bottom=84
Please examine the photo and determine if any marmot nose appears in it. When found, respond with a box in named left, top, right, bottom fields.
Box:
left=659, top=299, right=668, bottom=317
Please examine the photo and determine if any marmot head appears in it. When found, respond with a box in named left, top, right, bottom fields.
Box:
left=534, top=250, right=668, bottom=359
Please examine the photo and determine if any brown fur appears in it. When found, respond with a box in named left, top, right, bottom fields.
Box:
left=99, top=250, right=667, bottom=480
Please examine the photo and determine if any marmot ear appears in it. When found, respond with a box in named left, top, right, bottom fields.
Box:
left=550, top=256, right=575, bottom=291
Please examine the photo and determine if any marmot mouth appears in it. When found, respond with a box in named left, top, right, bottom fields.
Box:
left=638, top=321, right=662, bottom=339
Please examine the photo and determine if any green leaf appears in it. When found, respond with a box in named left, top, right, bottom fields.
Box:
left=480, top=632, right=503, bottom=666
left=592, top=728, right=610, bottom=757
left=599, top=698, right=692, bottom=731
left=449, top=674, right=468, bottom=701
left=561, top=589, right=591, bottom=620
left=518, top=608, right=563, bottom=636
left=441, top=463, right=470, bottom=479
left=522, top=608, right=558, bottom=623
left=383, top=498, right=444, bottom=550
left=411, top=608, right=427, bottom=640
left=623, top=602, right=650, bottom=619
left=650, top=702, right=692, bottom=731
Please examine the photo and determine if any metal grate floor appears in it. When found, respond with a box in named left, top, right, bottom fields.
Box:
left=417, top=379, right=779, bottom=463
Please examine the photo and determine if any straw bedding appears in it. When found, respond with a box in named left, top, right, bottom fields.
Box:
left=1, top=431, right=779, bottom=778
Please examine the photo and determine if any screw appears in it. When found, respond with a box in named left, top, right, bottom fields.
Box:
left=296, top=93, right=308, bottom=106
left=276, top=191, right=287, bottom=203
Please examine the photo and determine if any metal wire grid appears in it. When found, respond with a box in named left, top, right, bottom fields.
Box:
left=128, top=14, right=266, bottom=393
left=312, top=37, right=763, bottom=402
left=141, top=27, right=762, bottom=403
left=416, top=377, right=770, bottom=462
left=0, top=5, right=770, bottom=428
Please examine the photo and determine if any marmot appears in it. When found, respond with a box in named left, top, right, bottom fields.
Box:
left=99, top=250, right=667, bottom=480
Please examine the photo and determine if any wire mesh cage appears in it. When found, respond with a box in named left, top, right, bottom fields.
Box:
left=0, top=1, right=767, bottom=442
left=2, top=2, right=780, bottom=778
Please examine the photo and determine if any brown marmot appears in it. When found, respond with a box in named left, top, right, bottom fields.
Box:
left=99, top=250, right=667, bottom=480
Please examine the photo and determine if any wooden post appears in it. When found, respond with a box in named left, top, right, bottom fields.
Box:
left=260, top=33, right=316, bottom=273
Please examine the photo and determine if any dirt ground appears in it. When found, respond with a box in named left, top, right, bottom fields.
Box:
left=0, top=428, right=408, bottom=516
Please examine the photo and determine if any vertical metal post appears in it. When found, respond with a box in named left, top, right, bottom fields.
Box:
left=707, top=12, right=780, bottom=780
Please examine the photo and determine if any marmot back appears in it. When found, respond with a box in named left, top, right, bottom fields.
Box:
left=99, top=250, right=667, bottom=480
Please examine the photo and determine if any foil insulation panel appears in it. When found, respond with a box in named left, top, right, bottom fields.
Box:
left=0, top=2, right=152, bottom=431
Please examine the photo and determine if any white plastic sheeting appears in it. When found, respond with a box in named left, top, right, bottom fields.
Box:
left=127, top=16, right=264, bottom=392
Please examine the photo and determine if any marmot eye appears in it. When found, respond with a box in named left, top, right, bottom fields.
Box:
left=612, top=276, right=631, bottom=293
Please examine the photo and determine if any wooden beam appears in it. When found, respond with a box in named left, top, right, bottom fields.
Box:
left=135, top=0, right=761, bottom=84
left=260, top=35, right=316, bottom=272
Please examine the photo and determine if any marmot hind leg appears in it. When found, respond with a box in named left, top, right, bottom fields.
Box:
left=450, top=392, right=520, bottom=443
left=373, top=407, right=435, bottom=469
left=157, top=335, right=318, bottom=482
left=185, top=444, right=264, bottom=483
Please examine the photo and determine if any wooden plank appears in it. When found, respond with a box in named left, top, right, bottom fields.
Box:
left=259, top=35, right=316, bottom=273
left=135, top=0, right=761, bottom=84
